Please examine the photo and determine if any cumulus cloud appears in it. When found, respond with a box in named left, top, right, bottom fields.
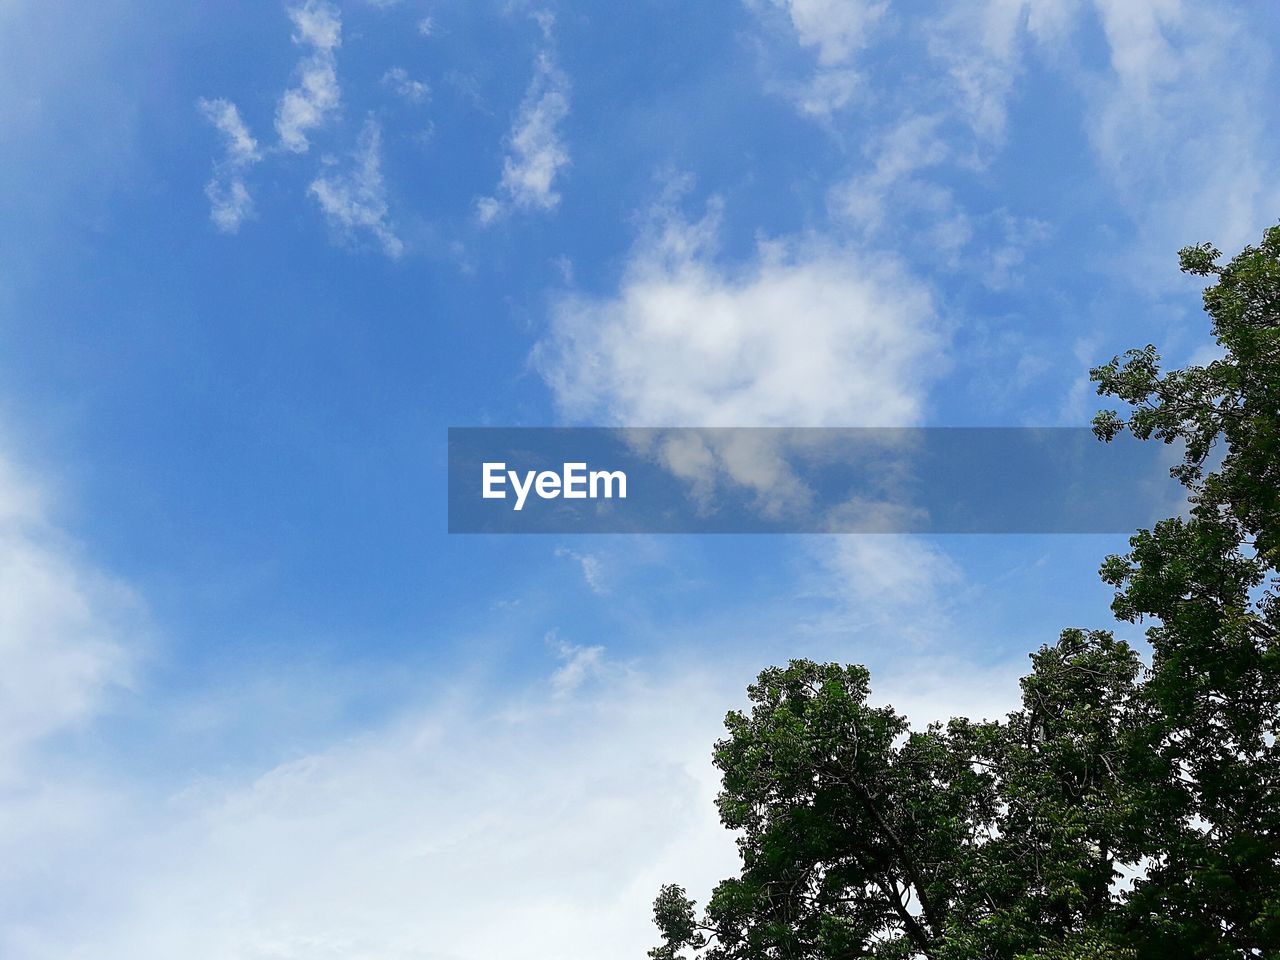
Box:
left=534, top=193, right=945, bottom=513
left=536, top=199, right=944, bottom=428
left=198, top=97, right=261, bottom=232
left=275, top=0, right=342, bottom=153
left=477, top=48, right=570, bottom=223
left=309, top=119, right=403, bottom=257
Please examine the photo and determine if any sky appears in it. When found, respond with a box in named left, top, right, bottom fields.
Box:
left=1, top=0, right=1278, bottom=957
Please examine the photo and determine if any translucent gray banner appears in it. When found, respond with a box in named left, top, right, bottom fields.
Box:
left=447, top=428, right=1184, bottom=534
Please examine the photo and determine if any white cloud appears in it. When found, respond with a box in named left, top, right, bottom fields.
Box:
left=1055, top=335, right=1102, bottom=424
left=547, top=631, right=608, bottom=696
left=871, top=653, right=1024, bottom=726
left=770, top=0, right=886, bottom=66
left=924, top=0, right=1031, bottom=147
left=275, top=0, right=342, bottom=154
left=477, top=50, right=570, bottom=223
left=4, top=658, right=740, bottom=960
left=536, top=200, right=944, bottom=428
left=749, top=0, right=886, bottom=115
left=203, top=179, right=253, bottom=234
left=555, top=547, right=607, bottom=594
left=381, top=67, right=428, bottom=104
left=1082, top=0, right=1280, bottom=269
left=815, top=535, right=961, bottom=645
left=656, top=429, right=821, bottom=515
left=0, top=630, right=1028, bottom=960
left=199, top=97, right=259, bottom=166
left=804, top=0, right=1279, bottom=288
left=0, top=450, right=140, bottom=786
left=0, top=539, right=128, bottom=770
left=796, top=67, right=862, bottom=116
left=829, top=114, right=951, bottom=233
left=535, top=192, right=945, bottom=516
left=0, top=466, right=1028, bottom=960
left=924, top=1, right=1275, bottom=273
left=980, top=210, right=1051, bottom=288
left=828, top=117, right=1048, bottom=290
left=309, top=119, right=403, bottom=257
left=288, top=0, right=340, bottom=55
left=198, top=98, right=261, bottom=233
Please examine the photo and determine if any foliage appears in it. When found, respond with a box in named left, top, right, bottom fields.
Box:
left=649, top=227, right=1280, bottom=959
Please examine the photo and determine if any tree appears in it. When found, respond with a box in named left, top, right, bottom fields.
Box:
left=649, top=226, right=1280, bottom=959
left=1090, top=228, right=1280, bottom=958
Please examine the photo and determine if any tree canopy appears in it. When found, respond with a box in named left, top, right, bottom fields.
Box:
left=649, top=227, right=1280, bottom=960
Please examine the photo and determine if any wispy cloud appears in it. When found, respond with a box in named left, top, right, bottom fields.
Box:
left=752, top=0, right=887, bottom=115
left=814, top=535, right=961, bottom=646
left=275, top=0, right=342, bottom=154
left=309, top=119, right=403, bottom=257
left=555, top=547, right=608, bottom=594
left=198, top=98, right=262, bottom=233
left=918, top=0, right=1280, bottom=270
left=770, top=0, right=886, bottom=65
left=4, top=658, right=740, bottom=960
left=0, top=450, right=140, bottom=786
left=923, top=0, right=1033, bottom=149
left=1082, top=0, right=1280, bottom=271
left=0, top=632, right=1028, bottom=959
left=477, top=29, right=571, bottom=224
left=829, top=113, right=951, bottom=233
left=547, top=631, right=608, bottom=696
left=381, top=67, right=429, bottom=104
left=759, top=0, right=1279, bottom=292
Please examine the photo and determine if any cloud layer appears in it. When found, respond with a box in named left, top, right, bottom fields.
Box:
left=1, top=639, right=1026, bottom=960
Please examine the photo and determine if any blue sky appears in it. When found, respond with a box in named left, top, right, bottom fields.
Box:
left=2, top=1, right=1279, bottom=957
